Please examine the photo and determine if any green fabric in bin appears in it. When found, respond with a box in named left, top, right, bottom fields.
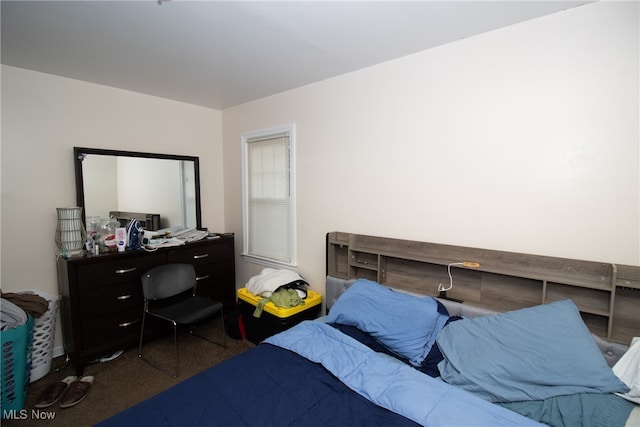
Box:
left=253, top=289, right=305, bottom=318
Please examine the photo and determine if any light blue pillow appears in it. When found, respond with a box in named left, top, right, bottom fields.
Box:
left=437, top=299, right=629, bottom=402
left=326, top=279, right=448, bottom=366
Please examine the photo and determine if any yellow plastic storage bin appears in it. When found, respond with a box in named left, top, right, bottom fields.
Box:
left=237, top=287, right=322, bottom=344
left=237, top=287, right=322, bottom=318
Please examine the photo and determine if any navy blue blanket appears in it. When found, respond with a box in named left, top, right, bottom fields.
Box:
left=96, top=343, right=420, bottom=427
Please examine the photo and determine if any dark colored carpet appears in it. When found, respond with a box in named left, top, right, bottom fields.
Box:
left=2, top=320, right=254, bottom=427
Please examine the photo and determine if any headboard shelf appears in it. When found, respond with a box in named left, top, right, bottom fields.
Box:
left=343, top=234, right=614, bottom=289
left=616, top=264, right=640, bottom=289
left=327, top=232, right=640, bottom=344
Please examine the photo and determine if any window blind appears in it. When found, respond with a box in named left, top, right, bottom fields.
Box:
left=246, top=133, right=291, bottom=263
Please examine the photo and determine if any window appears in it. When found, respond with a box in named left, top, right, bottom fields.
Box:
left=241, top=124, right=296, bottom=267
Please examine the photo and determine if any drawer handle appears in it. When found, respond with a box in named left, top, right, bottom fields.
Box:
left=115, top=267, right=137, bottom=274
left=196, top=275, right=210, bottom=281
left=193, top=253, right=209, bottom=260
left=116, top=294, right=132, bottom=300
left=119, top=319, right=140, bottom=328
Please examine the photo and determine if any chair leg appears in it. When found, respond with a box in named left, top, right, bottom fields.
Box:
left=190, top=309, right=227, bottom=349
left=138, top=319, right=180, bottom=378
left=220, top=308, right=227, bottom=348
left=138, top=310, right=147, bottom=358
left=173, top=324, right=180, bottom=377
left=140, top=309, right=225, bottom=377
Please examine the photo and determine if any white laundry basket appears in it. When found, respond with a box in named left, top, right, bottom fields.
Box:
left=20, top=290, right=59, bottom=383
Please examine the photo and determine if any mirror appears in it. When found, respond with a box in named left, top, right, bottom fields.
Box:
left=74, top=147, right=201, bottom=231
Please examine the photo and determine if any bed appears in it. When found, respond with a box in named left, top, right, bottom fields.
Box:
left=96, top=233, right=640, bottom=427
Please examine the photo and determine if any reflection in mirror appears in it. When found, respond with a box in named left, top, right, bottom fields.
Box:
left=74, top=147, right=201, bottom=231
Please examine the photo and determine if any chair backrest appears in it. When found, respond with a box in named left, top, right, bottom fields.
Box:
left=141, top=263, right=196, bottom=300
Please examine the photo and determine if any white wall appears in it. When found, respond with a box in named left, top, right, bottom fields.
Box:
left=1, top=66, right=224, bottom=352
left=1, top=0, right=637, bottom=359
left=223, top=2, right=639, bottom=294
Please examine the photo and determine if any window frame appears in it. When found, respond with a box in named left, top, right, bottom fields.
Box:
left=240, top=123, right=297, bottom=268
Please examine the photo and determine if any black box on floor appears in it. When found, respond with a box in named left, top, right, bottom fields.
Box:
left=237, top=288, right=322, bottom=345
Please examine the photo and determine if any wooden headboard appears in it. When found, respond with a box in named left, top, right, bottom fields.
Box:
left=326, top=232, right=640, bottom=345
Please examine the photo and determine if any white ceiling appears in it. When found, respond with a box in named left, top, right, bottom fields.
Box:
left=1, top=1, right=589, bottom=110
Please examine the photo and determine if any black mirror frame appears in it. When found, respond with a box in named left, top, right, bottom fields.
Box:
left=73, top=146, right=202, bottom=230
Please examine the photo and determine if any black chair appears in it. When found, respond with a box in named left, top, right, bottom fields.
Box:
left=138, top=263, right=226, bottom=377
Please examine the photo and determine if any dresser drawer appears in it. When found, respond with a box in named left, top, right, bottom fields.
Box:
left=82, top=307, right=142, bottom=351
left=168, top=242, right=231, bottom=266
left=79, top=281, right=143, bottom=318
left=76, top=253, right=165, bottom=289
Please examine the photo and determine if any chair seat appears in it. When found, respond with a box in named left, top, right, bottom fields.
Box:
left=150, top=296, right=223, bottom=325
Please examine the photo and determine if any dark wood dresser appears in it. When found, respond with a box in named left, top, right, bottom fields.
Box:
left=57, top=235, right=235, bottom=375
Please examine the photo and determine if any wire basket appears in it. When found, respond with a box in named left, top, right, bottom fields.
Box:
left=1, top=316, right=34, bottom=415
left=21, top=290, right=59, bottom=382
left=55, top=207, right=86, bottom=256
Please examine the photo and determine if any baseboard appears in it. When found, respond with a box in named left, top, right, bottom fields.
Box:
left=52, top=345, right=65, bottom=359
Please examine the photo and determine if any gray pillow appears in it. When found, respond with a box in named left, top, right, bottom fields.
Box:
left=437, top=299, right=629, bottom=402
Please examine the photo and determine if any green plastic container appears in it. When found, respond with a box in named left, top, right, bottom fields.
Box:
left=1, top=316, right=34, bottom=416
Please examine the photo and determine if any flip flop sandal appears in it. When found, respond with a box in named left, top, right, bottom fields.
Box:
left=59, top=376, right=94, bottom=409
left=34, top=376, right=77, bottom=409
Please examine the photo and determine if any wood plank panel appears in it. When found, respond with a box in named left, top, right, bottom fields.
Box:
left=326, top=232, right=640, bottom=344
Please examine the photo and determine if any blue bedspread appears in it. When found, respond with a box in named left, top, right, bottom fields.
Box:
left=266, top=321, right=542, bottom=427
left=97, top=321, right=543, bottom=426
left=96, top=341, right=421, bottom=426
